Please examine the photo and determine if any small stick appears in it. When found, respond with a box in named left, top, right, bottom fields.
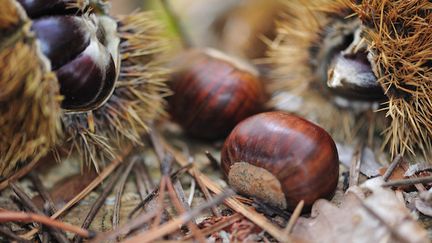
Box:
left=121, top=190, right=234, bottom=243
left=21, top=148, right=129, bottom=240
left=382, top=176, right=432, bottom=188
left=10, top=183, right=70, bottom=243
left=0, top=210, right=92, bottom=238
left=89, top=209, right=159, bottom=243
left=160, top=134, right=289, bottom=243
left=134, top=168, right=148, bottom=201
left=128, top=164, right=192, bottom=219
left=140, top=161, right=155, bottom=190
left=192, top=167, right=221, bottom=217
left=51, top=145, right=131, bottom=220
left=148, top=129, right=165, bottom=163
left=0, top=225, right=32, bottom=243
left=10, top=183, right=43, bottom=214
left=182, top=213, right=243, bottom=240
left=151, top=176, right=167, bottom=228
left=128, top=186, right=160, bottom=219
left=355, top=195, right=411, bottom=243
left=134, top=161, right=152, bottom=200
left=0, top=157, right=41, bottom=190
left=73, top=164, right=125, bottom=243
left=382, top=154, right=403, bottom=182
left=173, top=180, right=195, bottom=223
left=28, top=172, right=57, bottom=214
left=349, top=142, right=364, bottom=187
left=205, top=151, right=220, bottom=170
left=187, top=179, right=196, bottom=206
left=113, top=157, right=138, bottom=230
left=283, top=200, right=304, bottom=235
left=166, top=177, right=205, bottom=242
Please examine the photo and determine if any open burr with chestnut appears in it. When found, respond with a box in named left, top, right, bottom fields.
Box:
left=0, top=0, right=169, bottom=176
left=221, top=111, right=339, bottom=210
left=167, top=48, right=267, bottom=140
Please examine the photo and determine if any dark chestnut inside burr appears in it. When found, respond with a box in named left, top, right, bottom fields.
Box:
left=17, top=1, right=120, bottom=112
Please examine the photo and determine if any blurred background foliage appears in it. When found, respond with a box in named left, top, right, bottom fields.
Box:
left=110, top=0, right=282, bottom=61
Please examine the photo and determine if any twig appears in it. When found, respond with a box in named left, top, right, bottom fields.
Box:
left=113, top=157, right=138, bottom=230
left=128, top=164, right=192, bottom=219
left=161, top=136, right=290, bottom=243
left=121, top=189, right=234, bottom=243
left=10, top=183, right=70, bottom=243
left=205, top=151, right=220, bottom=170
left=382, top=154, right=403, bottom=182
left=53, top=146, right=131, bottom=220
left=173, top=179, right=195, bottom=222
left=10, top=183, right=43, bottom=214
left=73, top=163, right=125, bottom=243
left=182, top=213, right=244, bottom=240
left=0, top=157, right=41, bottom=190
left=166, top=177, right=205, bottom=242
left=128, top=186, right=160, bottom=219
left=355, top=195, right=411, bottom=243
left=187, top=179, right=196, bottom=206
left=252, top=198, right=291, bottom=220
left=148, top=128, right=165, bottom=163
left=151, top=176, right=167, bottom=228
left=89, top=209, right=160, bottom=243
left=134, top=161, right=152, bottom=200
left=382, top=176, right=432, bottom=188
left=283, top=200, right=304, bottom=235
left=0, top=210, right=92, bottom=238
left=0, top=225, right=32, bottom=243
left=192, top=167, right=221, bottom=217
left=21, top=148, right=129, bottom=240
left=349, top=142, right=364, bottom=187
left=28, top=172, right=57, bottom=214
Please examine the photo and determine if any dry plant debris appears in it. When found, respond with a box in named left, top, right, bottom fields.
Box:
left=1, top=1, right=432, bottom=243
left=1, top=128, right=432, bottom=242
left=292, top=178, right=429, bottom=243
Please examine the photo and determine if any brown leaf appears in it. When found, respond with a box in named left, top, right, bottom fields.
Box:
left=291, top=178, right=429, bottom=243
left=32, top=170, right=97, bottom=210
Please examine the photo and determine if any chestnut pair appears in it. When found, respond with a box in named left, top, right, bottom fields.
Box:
left=168, top=49, right=339, bottom=210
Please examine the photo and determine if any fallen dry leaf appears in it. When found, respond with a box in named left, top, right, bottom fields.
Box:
left=32, top=170, right=97, bottom=210
left=291, top=178, right=429, bottom=243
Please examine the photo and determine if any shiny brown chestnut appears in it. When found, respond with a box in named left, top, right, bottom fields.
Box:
left=168, top=48, right=267, bottom=140
left=17, top=0, right=119, bottom=112
left=221, top=111, right=339, bottom=210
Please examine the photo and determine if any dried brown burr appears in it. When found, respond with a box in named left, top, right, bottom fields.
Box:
left=221, top=111, right=339, bottom=210
left=168, top=48, right=267, bottom=140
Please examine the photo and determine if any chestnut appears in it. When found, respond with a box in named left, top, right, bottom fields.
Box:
left=16, top=1, right=119, bottom=112
left=168, top=48, right=267, bottom=140
left=221, top=111, right=339, bottom=210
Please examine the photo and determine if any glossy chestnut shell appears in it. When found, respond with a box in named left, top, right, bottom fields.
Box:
left=168, top=48, right=267, bottom=140
left=17, top=0, right=119, bottom=112
left=221, top=111, right=339, bottom=210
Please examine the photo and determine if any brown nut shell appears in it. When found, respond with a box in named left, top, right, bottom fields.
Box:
left=221, top=111, right=339, bottom=210
left=168, top=48, right=267, bottom=140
